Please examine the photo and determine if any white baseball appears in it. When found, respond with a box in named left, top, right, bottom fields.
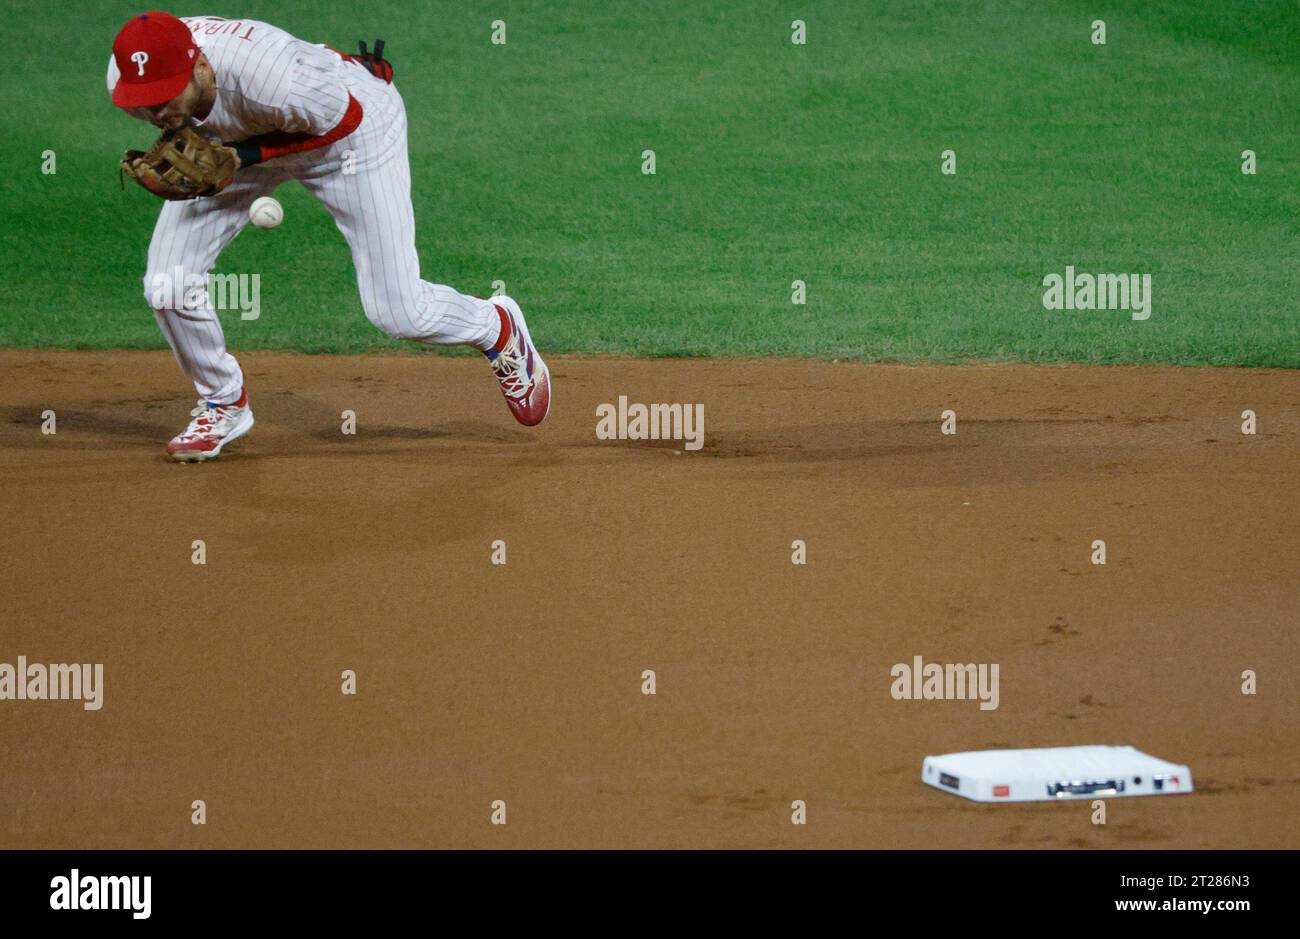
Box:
left=249, top=196, right=283, bottom=229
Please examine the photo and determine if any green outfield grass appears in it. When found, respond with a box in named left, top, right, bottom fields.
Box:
left=2, top=1, right=1297, bottom=364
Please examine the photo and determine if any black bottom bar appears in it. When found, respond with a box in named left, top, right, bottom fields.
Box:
left=0, top=849, right=1286, bottom=925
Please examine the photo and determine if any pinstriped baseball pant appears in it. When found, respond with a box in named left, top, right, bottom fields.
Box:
left=143, top=87, right=498, bottom=404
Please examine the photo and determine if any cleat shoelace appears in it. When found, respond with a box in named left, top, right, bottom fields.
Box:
left=175, top=400, right=236, bottom=442
left=490, top=328, right=532, bottom=401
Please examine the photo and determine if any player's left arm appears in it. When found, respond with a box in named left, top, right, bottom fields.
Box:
left=231, top=53, right=363, bottom=167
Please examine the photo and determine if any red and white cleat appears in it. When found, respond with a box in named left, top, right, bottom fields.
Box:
left=166, top=388, right=254, bottom=462
left=485, top=296, right=551, bottom=426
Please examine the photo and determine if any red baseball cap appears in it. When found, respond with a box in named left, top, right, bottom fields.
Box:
left=111, top=11, right=199, bottom=108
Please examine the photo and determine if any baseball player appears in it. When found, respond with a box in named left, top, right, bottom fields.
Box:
left=108, top=11, right=551, bottom=462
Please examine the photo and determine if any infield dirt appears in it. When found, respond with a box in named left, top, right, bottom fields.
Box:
left=1, top=350, right=1296, bottom=848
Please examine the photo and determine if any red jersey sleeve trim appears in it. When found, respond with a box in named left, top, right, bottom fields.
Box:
left=240, top=93, right=364, bottom=165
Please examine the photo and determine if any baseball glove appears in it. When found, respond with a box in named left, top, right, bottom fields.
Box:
left=120, top=125, right=240, bottom=201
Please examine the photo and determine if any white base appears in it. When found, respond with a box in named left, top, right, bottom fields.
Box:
left=922, top=745, right=1193, bottom=802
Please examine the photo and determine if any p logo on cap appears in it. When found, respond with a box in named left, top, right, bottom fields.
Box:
left=111, top=11, right=199, bottom=108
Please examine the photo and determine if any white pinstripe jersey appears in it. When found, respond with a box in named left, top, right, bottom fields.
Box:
left=106, top=16, right=350, bottom=143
